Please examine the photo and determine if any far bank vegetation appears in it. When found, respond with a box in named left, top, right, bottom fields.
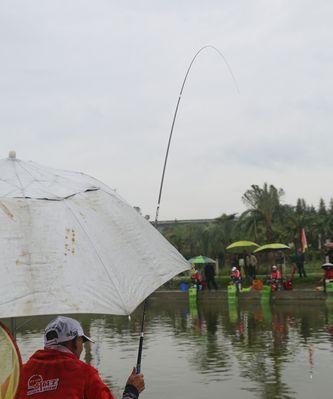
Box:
left=159, top=183, right=333, bottom=272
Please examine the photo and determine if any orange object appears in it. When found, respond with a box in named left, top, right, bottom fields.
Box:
left=252, top=279, right=263, bottom=290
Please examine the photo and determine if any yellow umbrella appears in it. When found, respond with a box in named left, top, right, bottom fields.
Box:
left=254, top=243, right=290, bottom=253
left=226, top=241, right=260, bottom=253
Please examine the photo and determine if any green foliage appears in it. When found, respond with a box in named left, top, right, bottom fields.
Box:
left=241, top=183, right=285, bottom=242
left=160, top=183, right=333, bottom=263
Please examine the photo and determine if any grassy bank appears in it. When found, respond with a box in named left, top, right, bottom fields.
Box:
left=161, top=272, right=323, bottom=290
left=160, top=259, right=324, bottom=291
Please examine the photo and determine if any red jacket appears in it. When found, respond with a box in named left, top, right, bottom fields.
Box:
left=271, top=270, right=282, bottom=280
left=17, top=349, right=115, bottom=399
left=231, top=269, right=241, bottom=279
left=191, top=271, right=202, bottom=282
left=325, top=269, right=333, bottom=279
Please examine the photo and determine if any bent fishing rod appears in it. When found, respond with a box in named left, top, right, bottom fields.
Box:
left=135, top=45, right=240, bottom=374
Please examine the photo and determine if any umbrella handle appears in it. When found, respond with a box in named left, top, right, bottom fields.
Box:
left=136, top=299, right=148, bottom=374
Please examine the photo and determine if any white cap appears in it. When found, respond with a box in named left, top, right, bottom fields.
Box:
left=272, top=265, right=277, bottom=270
left=232, top=267, right=237, bottom=271
left=44, top=316, right=94, bottom=347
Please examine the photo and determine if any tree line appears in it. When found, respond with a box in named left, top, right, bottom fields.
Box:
left=159, top=183, right=333, bottom=264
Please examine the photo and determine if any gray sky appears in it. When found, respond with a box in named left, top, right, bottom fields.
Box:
left=1, top=0, right=332, bottom=220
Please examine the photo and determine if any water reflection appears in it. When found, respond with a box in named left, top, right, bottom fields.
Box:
left=146, top=299, right=333, bottom=398
left=2, top=300, right=333, bottom=398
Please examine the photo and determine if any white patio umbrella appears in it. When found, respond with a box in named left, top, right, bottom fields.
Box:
left=0, top=152, right=190, bottom=319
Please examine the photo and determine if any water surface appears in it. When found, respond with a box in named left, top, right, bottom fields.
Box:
left=3, top=299, right=333, bottom=399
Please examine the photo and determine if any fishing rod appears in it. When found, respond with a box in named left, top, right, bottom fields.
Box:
left=154, top=45, right=240, bottom=225
left=136, top=45, right=240, bottom=374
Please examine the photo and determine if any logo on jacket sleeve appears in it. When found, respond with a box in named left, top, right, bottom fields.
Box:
left=27, top=374, right=59, bottom=395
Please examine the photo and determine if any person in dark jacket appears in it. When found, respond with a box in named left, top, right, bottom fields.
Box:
left=296, top=248, right=307, bottom=277
left=204, top=263, right=218, bottom=290
left=17, top=316, right=145, bottom=399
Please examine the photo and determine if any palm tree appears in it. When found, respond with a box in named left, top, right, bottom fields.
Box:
left=241, top=183, right=285, bottom=242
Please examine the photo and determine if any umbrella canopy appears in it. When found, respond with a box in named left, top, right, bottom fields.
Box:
left=188, top=255, right=216, bottom=264
left=0, top=154, right=190, bottom=318
left=226, top=241, right=260, bottom=253
left=254, top=243, right=290, bottom=253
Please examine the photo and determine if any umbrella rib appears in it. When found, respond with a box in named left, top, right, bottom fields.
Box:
left=63, top=198, right=129, bottom=314
left=16, top=161, right=99, bottom=200
left=15, top=161, right=60, bottom=199
left=12, top=160, right=26, bottom=196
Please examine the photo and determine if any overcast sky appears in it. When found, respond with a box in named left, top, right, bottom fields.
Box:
left=1, top=1, right=332, bottom=220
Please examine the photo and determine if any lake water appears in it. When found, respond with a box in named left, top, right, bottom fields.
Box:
left=2, top=298, right=333, bottom=399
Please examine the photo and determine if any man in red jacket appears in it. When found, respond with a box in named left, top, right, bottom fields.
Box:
left=269, top=265, right=283, bottom=291
left=17, top=316, right=145, bottom=399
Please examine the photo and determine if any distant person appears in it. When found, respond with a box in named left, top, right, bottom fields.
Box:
left=248, top=253, right=258, bottom=279
left=325, top=248, right=333, bottom=264
left=275, top=251, right=285, bottom=276
left=296, top=248, right=307, bottom=277
left=268, top=265, right=283, bottom=291
left=329, top=251, right=333, bottom=264
left=322, top=263, right=333, bottom=292
left=17, top=316, right=145, bottom=399
left=191, top=265, right=203, bottom=291
left=243, top=252, right=250, bottom=279
left=204, top=263, right=218, bottom=290
left=270, top=265, right=282, bottom=280
left=289, top=251, right=297, bottom=278
left=238, top=254, right=249, bottom=279
left=238, top=255, right=244, bottom=270
left=230, top=266, right=241, bottom=292
left=275, top=251, right=285, bottom=266
left=283, top=276, right=293, bottom=290
left=290, top=262, right=297, bottom=278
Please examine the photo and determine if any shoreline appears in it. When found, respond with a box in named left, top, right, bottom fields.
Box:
left=151, top=288, right=328, bottom=303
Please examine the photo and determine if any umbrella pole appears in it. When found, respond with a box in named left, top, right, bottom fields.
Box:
left=136, top=298, right=148, bottom=373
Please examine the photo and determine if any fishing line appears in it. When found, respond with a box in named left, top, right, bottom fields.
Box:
left=136, top=45, right=240, bottom=374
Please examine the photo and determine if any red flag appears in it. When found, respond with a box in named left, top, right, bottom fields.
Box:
left=300, top=228, right=308, bottom=253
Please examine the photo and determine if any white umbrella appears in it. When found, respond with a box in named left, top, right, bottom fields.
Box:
left=0, top=152, right=190, bottom=318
